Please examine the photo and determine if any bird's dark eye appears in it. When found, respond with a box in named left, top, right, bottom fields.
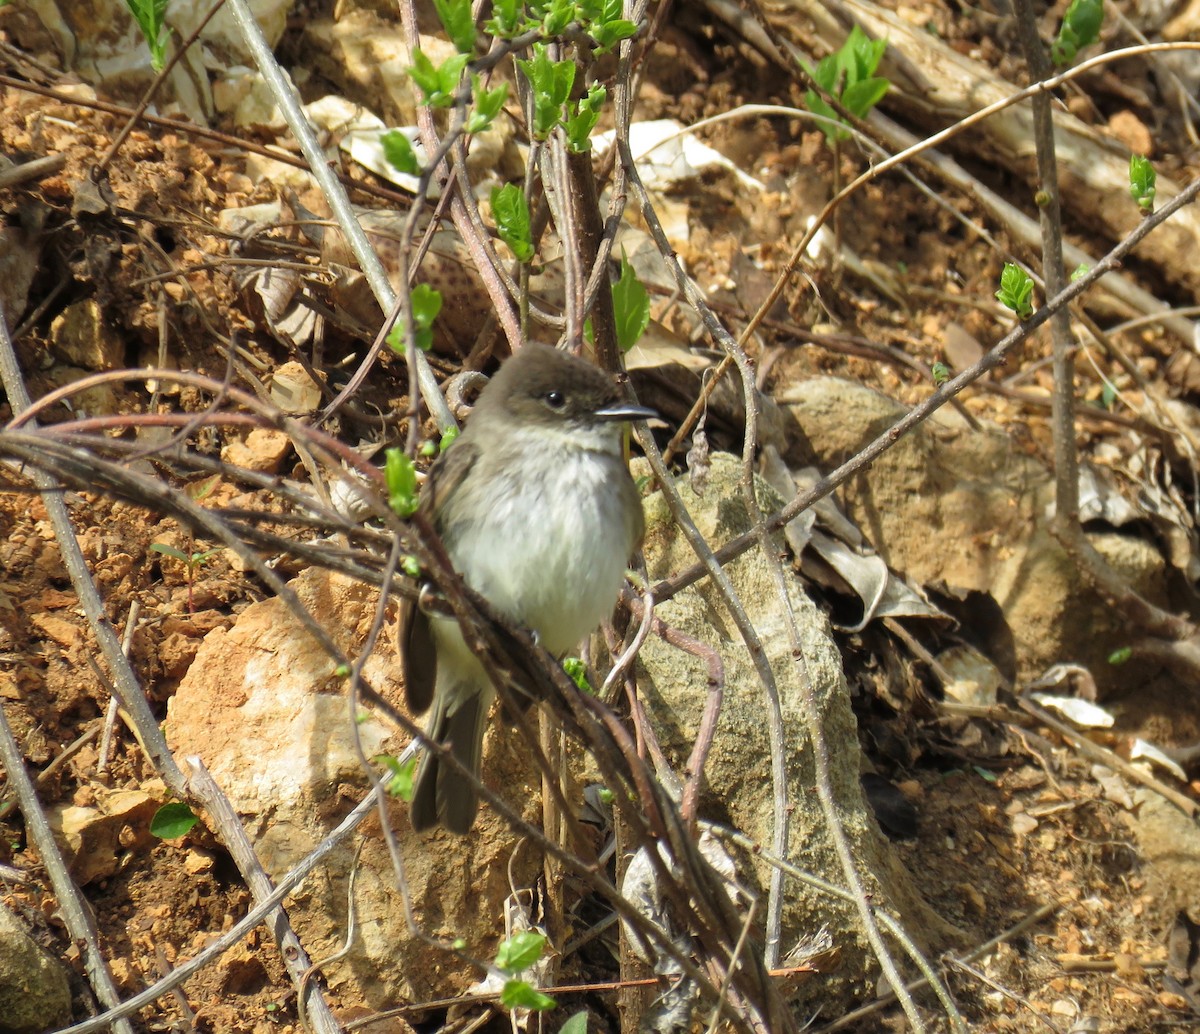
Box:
left=543, top=390, right=566, bottom=409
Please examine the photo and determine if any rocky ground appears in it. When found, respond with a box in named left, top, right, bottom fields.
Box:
left=1, top=0, right=1200, bottom=1031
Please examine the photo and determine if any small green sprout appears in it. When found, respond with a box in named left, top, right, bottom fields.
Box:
left=1052, top=0, right=1104, bottom=66
left=611, top=251, right=651, bottom=352
left=466, top=77, right=508, bottom=135
left=374, top=754, right=417, bottom=799
left=409, top=49, right=470, bottom=108
left=150, top=802, right=199, bottom=839
left=562, top=656, right=592, bottom=693
left=566, top=83, right=607, bottom=153
left=517, top=44, right=576, bottom=139
left=380, top=130, right=421, bottom=176
left=386, top=283, right=443, bottom=354
left=491, top=183, right=534, bottom=262
left=1129, top=154, right=1156, bottom=213
left=384, top=449, right=420, bottom=517
left=433, top=0, right=476, bottom=53
left=126, top=0, right=170, bottom=71
left=995, top=263, right=1035, bottom=319
left=496, top=931, right=556, bottom=1012
left=804, top=25, right=890, bottom=143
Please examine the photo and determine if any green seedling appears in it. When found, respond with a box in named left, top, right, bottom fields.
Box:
left=386, top=283, right=443, bottom=354
left=585, top=251, right=651, bottom=351
left=374, top=754, right=417, bottom=799
left=409, top=49, right=470, bottom=108
left=126, top=0, right=170, bottom=70
left=1052, top=0, right=1104, bottom=66
left=611, top=251, right=650, bottom=352
left=1129, top=154, right=1156, bottom=213
left=381, top=130, right=421, bottom=176
left=384, top=449, right=420, bottom=518
left=150, top=541, right=221, bottom=613
left=995, top=263, right=1035, bottom=319
left=566, top=83, right=607, bottom=153
left=496, top=931, right=556, bottom=1012
left=433, top=0, right=476, bottom=53
left=517, top=44, right=576, bottom=139
left=804, top=25, right=890, bottom=143
left=492, top=183, right=535, bottom=262
left=562, top=656, right=592, bottom=693
left=150, top=802, right=199, bottom=839
left=467, top=77, right=509, bottom=135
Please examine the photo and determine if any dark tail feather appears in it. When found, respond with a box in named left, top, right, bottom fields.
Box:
left=410, top=691, right=486, bottom=835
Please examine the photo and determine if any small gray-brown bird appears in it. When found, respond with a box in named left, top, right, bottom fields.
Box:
left=403, top=344, right=654, bottom=833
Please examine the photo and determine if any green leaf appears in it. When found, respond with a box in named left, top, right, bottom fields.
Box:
left=433, top=0, right=476, bottom=53
left=566, top=83, right=606, bottom=153
left=972, top=765, right=998, bottom=784
left=517, top=44, right=576, bottom=138
left=440, top=426, right=460, bottom=452
left=380, top=130, right=421, bottom=176
left=1070, top=262, right=1090, bottom=282
left=562, top=656, right=593, bottom=693
left=541, top=0, right=578, bottom=35
left=995, top=263, right=1035, bottom=319
left=467, top=77, right=508, bottom=134
left=558, top=1012, right=589, bottom=1034
left=150, top=542, right=190, bottom=564
left=374, top=754, right=417, bottom=799
left=931, top=361, right=950, bottom=387
left=492, top=183, right=535, bottom=262
left=611, top=251, right=650, bottom=352
left=1052, top=0, right=1103, bottom=65
left=804, top=89, right=845, bottom=142
left=802, top=25, right=889, bottom=142
left=401, top=555, right=422, bottom=578
left=150, top=802, right=199, bottom=840
left=1129, top=153, right=1156, bottom=212
left=841, top=76, right=890, bottom=119
left=496, top=931, right=547, bottom=973
left=127, top=0, right=171, bottom=71
left=388, top=284, right=444, bottom=354
left=591, top=18, right=638, bottom=54
left=1108, top=646, right=1133, bottom=665
left=384, top=448, right=420, bottom=517
left=409, top=49, right=469, bottom=108
left=485, top=0, right=524, bottom=35
left=500, top=979, right=557, bottom=1011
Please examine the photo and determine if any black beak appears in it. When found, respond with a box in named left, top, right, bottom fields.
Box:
left=594, top=401, right=658, bottom=422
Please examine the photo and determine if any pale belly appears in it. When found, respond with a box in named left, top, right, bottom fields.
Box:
left=439, top=447, right=637, bottom=657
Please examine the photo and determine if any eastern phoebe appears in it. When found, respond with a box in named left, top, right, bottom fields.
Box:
left=403, top=343, right=655, bottom=834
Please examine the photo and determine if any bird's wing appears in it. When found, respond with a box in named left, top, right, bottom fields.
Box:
left=399, top=438, right=480, bottom=715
